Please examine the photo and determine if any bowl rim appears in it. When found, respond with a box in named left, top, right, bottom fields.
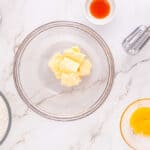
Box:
left=0, top=92, right=12, bottom=145
left=13, top=21, right=114, bottom=121
left=120, top=98, right=150, bottom=150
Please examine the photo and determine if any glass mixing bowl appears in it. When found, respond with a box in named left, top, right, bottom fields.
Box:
left=13, top=21, right=114, bottom=121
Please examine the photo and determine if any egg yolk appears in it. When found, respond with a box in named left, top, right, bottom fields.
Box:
left=130, top=107, right=150, bottom=136
left=90, top=0, right=111, bottom=19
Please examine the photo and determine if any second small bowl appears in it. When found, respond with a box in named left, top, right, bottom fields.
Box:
left=85, top=0, right=116, bottom=25
left=120, top=98, right=150, bottom=150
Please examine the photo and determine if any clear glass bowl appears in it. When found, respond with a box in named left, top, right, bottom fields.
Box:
left=120, top=98, right=150, bottom=150
left=13, top=21, right=114, bottom=121
left=0, top=92, right=11, bottom=145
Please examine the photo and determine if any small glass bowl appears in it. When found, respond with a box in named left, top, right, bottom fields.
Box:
left=120, top=98, right=150, bottom=150
left=13, top=21, right=114, bottom=121
left=0, top=92, right=11, bottom=145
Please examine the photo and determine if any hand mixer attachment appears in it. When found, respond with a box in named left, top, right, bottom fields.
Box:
left=122, top=25, right=150, bottom=55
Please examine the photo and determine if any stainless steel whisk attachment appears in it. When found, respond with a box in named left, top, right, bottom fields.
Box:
left=122, top=25, right=150, bottom=55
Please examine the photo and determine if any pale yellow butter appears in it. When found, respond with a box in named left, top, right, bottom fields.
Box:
left=64, top=47, right=85, bottom=63
left=61, top=73, right=81, bottom=87
left=79, top=59, right=92, bottom=76
left=48, top=46, right=92, bottom=87
left=48, top=53, right=62, bottom=70
left=59, top=57, right=80, bottom=73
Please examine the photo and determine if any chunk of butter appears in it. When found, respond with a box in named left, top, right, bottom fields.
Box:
left=64, top=46, right=85, bottom=63
left=48, top=46, right=92, bottom=87
left=48, top=53, right=64, bottom=79
left=48, top=53, right=62, bottom=69
left=79, top=59, right=92, bottom=76
left=60, top=57, right=80, bottom=73
left=61, top=73, right=81, bottom=87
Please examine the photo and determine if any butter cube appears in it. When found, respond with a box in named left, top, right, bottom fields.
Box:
left=64, top=47, right=85, bottom=63
left=48, top=53, right=63, bottom=79
left=79, top=59, right=92, bottom=76
left=71, top=46, right=80, bottom=53
left=48, top=53, right=63, bottom=71
left=59, top=57, right=80, bottom=73
left=61, top=73, right=81, bottom=87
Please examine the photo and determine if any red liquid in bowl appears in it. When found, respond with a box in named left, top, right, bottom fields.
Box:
left=90, top=0, right=111, bottom=19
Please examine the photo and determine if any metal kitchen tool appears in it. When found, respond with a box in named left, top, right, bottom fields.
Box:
left=122, top=25, right=150, bottom=55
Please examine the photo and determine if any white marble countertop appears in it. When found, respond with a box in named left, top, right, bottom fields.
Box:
left=0, top=0, right=150, bottom=149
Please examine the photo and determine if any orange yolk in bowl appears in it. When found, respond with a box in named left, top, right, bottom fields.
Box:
left=130, top=107, right=150, bottom=136
left=90, top=0, right=111, bottom=19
